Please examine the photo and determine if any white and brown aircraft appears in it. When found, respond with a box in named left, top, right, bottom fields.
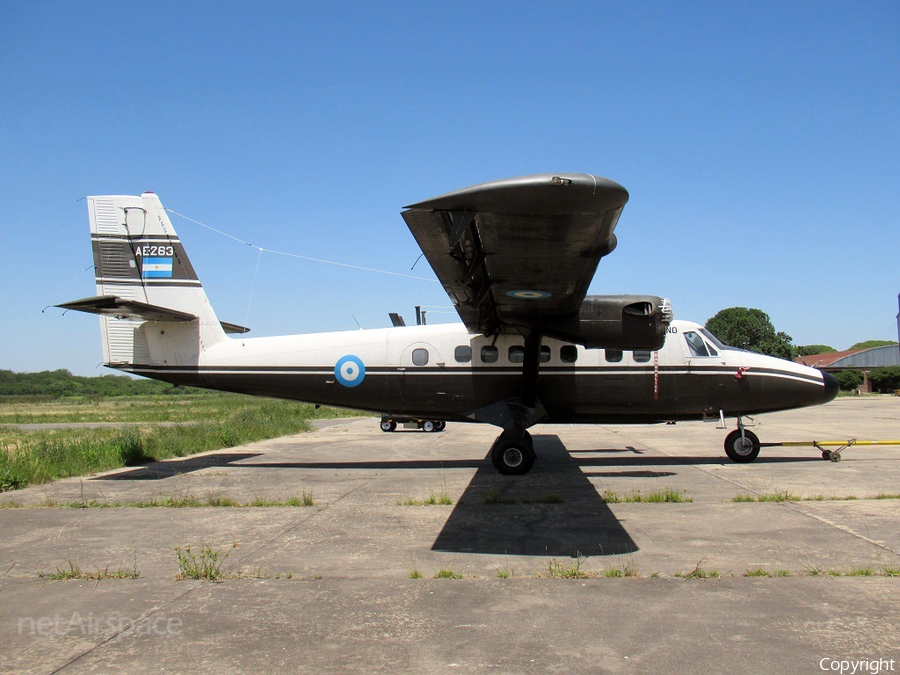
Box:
left=59, top=173, right=838, bottom=474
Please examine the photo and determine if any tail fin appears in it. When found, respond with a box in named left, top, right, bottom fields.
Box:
left=59, top=193, right=230, bottom=367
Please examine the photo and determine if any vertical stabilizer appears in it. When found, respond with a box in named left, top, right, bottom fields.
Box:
left=86, top=193, right=227, bottom=366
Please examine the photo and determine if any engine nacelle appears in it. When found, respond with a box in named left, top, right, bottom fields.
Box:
left=542, top=295, right=673, bottom=350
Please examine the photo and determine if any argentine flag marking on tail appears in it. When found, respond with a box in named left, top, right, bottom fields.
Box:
left=142, top=257, right=174, bottom=278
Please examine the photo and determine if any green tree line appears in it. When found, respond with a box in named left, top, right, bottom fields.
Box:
left=0, top=369, right=204, bottom=398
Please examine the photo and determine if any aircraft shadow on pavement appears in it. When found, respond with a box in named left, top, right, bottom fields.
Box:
left=91, top=453, right=263, bottom=480
left=89, top=441, right=823, bottom=484
left=431, top=435, right=639, bottom=558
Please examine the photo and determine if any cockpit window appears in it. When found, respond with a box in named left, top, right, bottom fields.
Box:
left=699, top=328, right=726, bottom=352
left=684, top=331, right=710, bottom=357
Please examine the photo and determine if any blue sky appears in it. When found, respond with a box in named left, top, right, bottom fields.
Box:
left=1, top=1, right=897, bottom=376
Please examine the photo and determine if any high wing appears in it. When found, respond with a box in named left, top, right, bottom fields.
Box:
left=401, top=173, right=628, bottom=336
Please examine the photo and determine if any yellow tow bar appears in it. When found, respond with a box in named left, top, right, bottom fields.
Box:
left=760, top=439, right=900, bottom=462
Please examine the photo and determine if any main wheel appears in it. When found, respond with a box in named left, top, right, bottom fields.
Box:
left=724, top=429, right=760, bottom=462
left=490, top=436, right=536, bottom=475
left=422, top=420, right=436, bottom=432
left=380, top=419, right=397, bottom=432
left=433, top=421, right=446, bottom=432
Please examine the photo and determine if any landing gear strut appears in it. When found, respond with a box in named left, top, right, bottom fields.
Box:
left=475, top=331, right=544, bottom=476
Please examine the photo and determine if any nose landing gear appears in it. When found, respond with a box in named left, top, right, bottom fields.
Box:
left=724, top=428, right=760, bottom=462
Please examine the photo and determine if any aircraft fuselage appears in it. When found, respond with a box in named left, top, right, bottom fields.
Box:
left=118, top=319, right=837, bottom=425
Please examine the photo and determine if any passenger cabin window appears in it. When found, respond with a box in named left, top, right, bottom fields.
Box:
left=481, top=345, right=499, bottom=363
left=454, top=345, right=472, bottom=363
left=412, top=348, right=429, bottom=366
left=684, top=331, right=710, bottom=357
left=540, top=346, right=551, bottom=363
left=605, top=349, right=623, bottom=363
left=633, top=350, right=652, bottom=363
left=560, top=345, right=578, bottom=363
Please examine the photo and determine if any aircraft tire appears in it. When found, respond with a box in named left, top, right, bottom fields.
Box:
left=724, top=429, right=760, bottom=462
left=380, top=420, right=397, bottom=432
left=422, top=420, right=436, bottom=432
left=491, top=436, right=536, bottom=475
left=433, top=421, right=446, bottom=432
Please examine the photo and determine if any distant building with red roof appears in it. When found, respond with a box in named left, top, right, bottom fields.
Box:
left=795, top=345, right=900, bottom=392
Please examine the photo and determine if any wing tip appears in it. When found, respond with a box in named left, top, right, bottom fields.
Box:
left=404, top=173, right=628, bottom=213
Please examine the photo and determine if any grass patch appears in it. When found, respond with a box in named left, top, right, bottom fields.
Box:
left=0, top=392, right=357, bottom=425
left=603, top=564, right=640, bottom=578
left=239, top=569, right=294, bottom=580
left=732, top=490, right=799, bottom=503
left=603, top=488, right=692, bottom=503
left=40, top=558, right=139, bottom=581
left=433, top=569, right=464, bottom=579
left=804, top=495, right=858, bottom=501
left=0, top=395, right=356, bottom=491
left=874, top=493, right=900, bottom=500
left=483, top=488, right=517, bottom=505
left=757, top=490, right=799, bottom=503
left=496, top=566, right=512, bottom=579
left=846, top=567, right=875, bottom=577
left=175, top=544, right=232, bottom=581
left=1, top=492, right=318, bottom=509
left=745, top=568, right=771, bottom=577
left=251, top=491, right=315, bottom=507
left=734, top=492, right=899, bottom=503
left=546, top=556, right=596, bottom=579
left=408, top=569, right=423, bottom=579
left=882, top=567, right=900, bottom=577
left=675, top=559, right=721, bottom=579
left=804, top=564, right=824, bottom=577
left=397, top=489, right=453, bottom=506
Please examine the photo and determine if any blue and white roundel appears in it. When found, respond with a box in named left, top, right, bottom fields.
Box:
left=506, top=290, right=552, bottom=300
left=335, top=355, right=366, bottom=388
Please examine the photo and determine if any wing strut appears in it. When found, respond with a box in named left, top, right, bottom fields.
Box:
left=521, top=330, right=542, bottom=409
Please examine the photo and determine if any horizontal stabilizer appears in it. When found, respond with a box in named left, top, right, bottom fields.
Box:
left=56, top=295, right=197, bottom=323
left=220, top=321, right=251, bottom=334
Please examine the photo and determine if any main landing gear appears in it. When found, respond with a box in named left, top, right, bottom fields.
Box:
left=489, top=431, right=535, bottom=475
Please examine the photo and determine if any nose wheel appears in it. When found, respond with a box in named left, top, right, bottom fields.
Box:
left=724, top=428, right=760, bottom=462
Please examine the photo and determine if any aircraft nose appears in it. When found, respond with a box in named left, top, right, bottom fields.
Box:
left=820, top=370, right=839, bottom=402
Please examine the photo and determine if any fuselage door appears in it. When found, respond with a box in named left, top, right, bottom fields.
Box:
left=678, top=329, right=726, bottom=411
left=396, top=341, right=444, bottom=407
